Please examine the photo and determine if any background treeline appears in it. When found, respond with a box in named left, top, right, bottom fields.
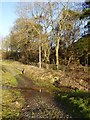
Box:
left=1, top=1, right=90, bottom=69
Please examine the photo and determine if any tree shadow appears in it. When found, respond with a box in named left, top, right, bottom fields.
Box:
left=53, top=87, right=90, bottom=119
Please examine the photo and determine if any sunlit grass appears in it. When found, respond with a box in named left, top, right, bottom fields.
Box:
left=1, top=60, right=22, bottom=87
left=2, top=71, right=18, bottom=87
left=2, top=89, right=24, bottom=119
left=1, top=60, right=25, bottom=119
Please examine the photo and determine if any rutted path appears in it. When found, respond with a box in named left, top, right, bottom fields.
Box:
left=15, top=74, right=72, bottom=119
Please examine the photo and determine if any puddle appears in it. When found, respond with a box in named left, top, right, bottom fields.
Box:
left=2, top=85, right=42, bottom=93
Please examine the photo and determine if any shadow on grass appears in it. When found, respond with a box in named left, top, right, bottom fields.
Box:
left=53, top=88, right=90, bottom=119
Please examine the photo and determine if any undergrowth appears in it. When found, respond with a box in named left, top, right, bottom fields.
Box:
left=56, top=90, right=90, bottom=118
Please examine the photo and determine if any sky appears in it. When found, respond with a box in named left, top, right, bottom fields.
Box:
left=0, top=2, right=18, bottom=37
left=0, top=0, right=85, bottom=38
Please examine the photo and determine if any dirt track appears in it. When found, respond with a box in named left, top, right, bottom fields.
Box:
left=15, top=74, right=72, bottom=119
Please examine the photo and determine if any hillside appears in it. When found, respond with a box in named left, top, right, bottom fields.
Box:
left=1, top=60, right=90, bottom=119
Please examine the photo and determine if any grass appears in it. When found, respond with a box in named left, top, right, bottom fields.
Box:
left=2, top=89, right=24, bottom=120
left=1, top=60, right=25, bottom=119
left=56, top=90, right=90, bottom=118
left=1, top=60, right=21, bottom=87
left=1, top=60, right=90, bottom=119
left=2, top=71, right=18, bottom=87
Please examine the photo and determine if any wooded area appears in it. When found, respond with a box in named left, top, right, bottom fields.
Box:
left=1, top=1, right=90, bottom=69
left=1, top=1, right=90, bottom=120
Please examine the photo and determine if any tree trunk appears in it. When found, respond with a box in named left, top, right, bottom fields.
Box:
left=44, top=50, right=47, bottom=69
left=44, top=49, right=50, bottom=69
left=67, top=55, right=73, bottom=66
left=39, top=43, right=41, bottom=68
left=56, top=37, right=60, bottom=70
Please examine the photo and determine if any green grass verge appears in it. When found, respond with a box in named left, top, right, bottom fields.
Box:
left=1, top=60, right=21, bottom=87
left=1, top=60, right=25, bottom=119
left=56, top=90, right=90, bottom=118
left=2, top=71, right=18, bottom=87
left=2, top=89, right=24, bottom=120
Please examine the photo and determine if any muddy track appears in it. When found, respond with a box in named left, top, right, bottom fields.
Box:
left=14, top=74, right=72, bottom=119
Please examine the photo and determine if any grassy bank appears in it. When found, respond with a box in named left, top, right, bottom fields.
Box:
left=1, top=60, right=90, bottom=119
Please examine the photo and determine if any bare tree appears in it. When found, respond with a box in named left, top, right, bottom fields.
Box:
left=15, top=2, right=81, bottom=68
